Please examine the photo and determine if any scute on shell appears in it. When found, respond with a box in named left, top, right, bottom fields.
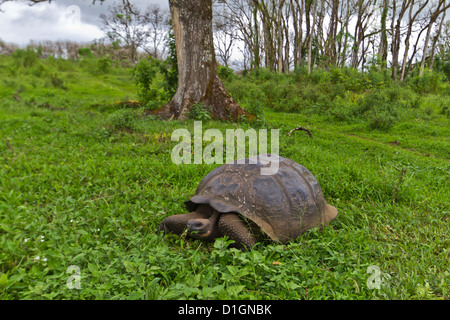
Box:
left=184, top=155, right=338, bottom=243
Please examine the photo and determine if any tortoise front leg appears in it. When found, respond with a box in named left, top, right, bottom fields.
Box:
left=158, top=204, right=214, bottom=235
left=218, top=213, right=257, bottom=251
left=158, top=212, right=205, bottom=235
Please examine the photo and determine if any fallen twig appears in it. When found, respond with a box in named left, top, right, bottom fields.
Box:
left=13, top=88, right=22, bottom=102
left=287, top=125, right=313, bottom=138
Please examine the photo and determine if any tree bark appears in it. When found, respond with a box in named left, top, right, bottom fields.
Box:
left=156, top=0, right=247, bottom=121
left=419, top=0, right=450, bottom=76
left=429, top=10, right=446, bottom=71
left=391, top=0, right=411, bottom=81
left=400, top=0, right=430, bottom=81
left=307, top=1, right=316, bottom=74
left=378, top=0, right=389, bottom=70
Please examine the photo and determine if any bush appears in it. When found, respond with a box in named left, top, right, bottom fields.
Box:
left=188, top=102, right=212, bottom=121
left=250, top=68, right=275, bottom=81
left=48, top=73, right=68, bottom=90
left=367, top=110, right=397, bottom=130
left=433, top=51, right=450, bottom=81
left=78, top=48, right=93, bottom=58
left=97, top=57, right=112, bottom=74
left=327, top=100, right=355, bottom=122
left=408, top=70, right=446, bottom=94
left=107, top=109, right=137, bottom=131
left=12, top=47, right=40, bottom=68
left=131, top=57, right=172, bottom=109
left=218, top=65, right=235, bottom=81
left=224, top=79, right=262, bottom=103
left=353, top=91, right=398, bottom=130
left=241, top=89, right=265, bottom=119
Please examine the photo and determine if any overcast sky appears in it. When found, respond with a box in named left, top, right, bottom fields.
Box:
left=0, top=0, right=169, bottom=46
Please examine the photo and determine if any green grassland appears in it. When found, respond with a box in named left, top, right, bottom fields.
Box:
left=0, top=52, right=449, bottom=299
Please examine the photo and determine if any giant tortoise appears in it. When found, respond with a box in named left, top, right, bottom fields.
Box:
left=158, top=155, right=338, bottom=250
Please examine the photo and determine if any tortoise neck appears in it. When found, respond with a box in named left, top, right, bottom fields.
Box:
left=207, top=210, right=221, bottom=240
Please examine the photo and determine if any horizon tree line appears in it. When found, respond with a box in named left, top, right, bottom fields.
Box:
left=1, top=0, right=449, bottom=82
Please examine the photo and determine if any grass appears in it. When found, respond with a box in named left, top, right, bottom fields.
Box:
left=0, top=54, right=449, bottom=300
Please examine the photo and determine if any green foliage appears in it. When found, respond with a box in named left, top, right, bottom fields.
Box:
left=408, top=69, right=446, bottom=94
left=97, top=57, right=112, bottom=74
left=77, top=48, right=93, bottom=58
left=217, top=65, right=235, bottom=81
left=48, top=73, right=67, bottom=90
left=188, top=102, right=212, bottom=121
left=12, top=47, right=40, bottom=68
left=434, top=54, right=450, bottom=81
left=241, top=89, right=265, bottom=118
left=130, top=57, right=171, bottom=109
left=165, top=21, right=178, bottom=95
left=251, top=67, right=275, bottom=81
left=106, top=109, right=137, bottom=131
left=0, top=53, right=449, bottom=300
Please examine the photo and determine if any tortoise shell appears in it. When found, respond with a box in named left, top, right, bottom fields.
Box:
left=184, top=155, right=338, bottom=243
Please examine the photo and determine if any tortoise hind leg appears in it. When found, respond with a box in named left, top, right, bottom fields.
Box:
left=218, top=213, right=257, bottom=251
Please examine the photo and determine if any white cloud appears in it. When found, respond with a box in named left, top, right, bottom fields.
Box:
left=0, top=0, right=170, bottom=46
left=0, top=1, right=105, bottom=45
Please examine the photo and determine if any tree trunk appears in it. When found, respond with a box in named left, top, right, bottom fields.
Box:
left=429, top=11, right=446, bottom=72
left=157, top=0, right=247, bottom=121
left=307, top=2, right=316, bottom=74
left=419, top=19, right=434, bottom=76
left=378, top=0, right=389, bottom=70
left=420, top=0, right=450, bottom=76
left=351, top=0, right=367, bottom=69
left=391, top=0, right=410, bottom=81
left=400, top=0, right=430, bottom=81
left=252, top=4, right=261, bottom=69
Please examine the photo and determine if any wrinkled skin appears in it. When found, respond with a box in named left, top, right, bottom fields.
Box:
left=158, top=204, right=262, bottom=250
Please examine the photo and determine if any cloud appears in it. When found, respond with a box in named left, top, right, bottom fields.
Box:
left=0, top=0, right=169, bottom=46
left=0, top=1, right=105, bottom=45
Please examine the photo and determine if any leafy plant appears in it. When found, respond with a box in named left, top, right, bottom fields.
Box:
left=12, top=47, right=40, bottom=68
left=131, top=57, right=171, bottom=109
left=218, top=65, right=234, bottom=81
left=0, top=52, right=449, bottom=300
left=408, top=69, right=446, bottom=94
left=97, top=57, right=112, bottom=74
left=164, top=21, right=178, bottom=95
left=188, top=102, right=212, bottom=121
left=106, top=108, right=137, bottom=131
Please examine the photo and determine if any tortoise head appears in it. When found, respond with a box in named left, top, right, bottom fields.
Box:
left=186, top=208, right=221, bottom=239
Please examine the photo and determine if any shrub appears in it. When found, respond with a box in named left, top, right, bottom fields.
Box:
left=97, top=57, right=112, bottom=74
left=12, top=47, right=40, bottom=68
left=352, top=91, right=398, bottom=130
left=433, top=52, right=450, bottom=81
left=224, top=78, right=262, bottom=103
left=30, top=62, right=48, bottom=78
left=218, top=65, right=235, bottom=81
left=131, top=57, right=171, bottom=109
left=107, top=109, right=137, bottom=131
left=251, top=68, right=275, bottom=81
left=48, top=73, right=68, bottom=90
left=327, top=100, right=355, bottom=122
left=367, top=110, right=397, bottom=130
left=241, top=89, right=265, bottom=118
left=78, top=48, right=93, bottom=57
left=408, top=70, right=446, bottom=94
left=440, top=105, right=449, bottom=117
left=310, top=68, right=331, bottom=85
left=301, top=82, right=321, bottom=104
left=188, top=102, right=212, bottom=121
